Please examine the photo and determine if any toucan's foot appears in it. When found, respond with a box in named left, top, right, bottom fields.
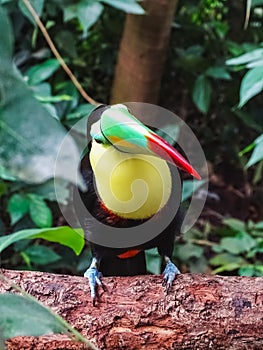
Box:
left=162, top=260, right=180, bottom=293
left=84, top=266, right=105, bottom=306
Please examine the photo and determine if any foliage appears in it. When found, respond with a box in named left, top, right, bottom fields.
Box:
left=0, top=0, right=262, bottom=281
left=0, top=0, right=143, bottom=274
left=226, top=46, right=263, bottom=169
left=162, top=0, right=263, bottom=174
left=0, top=275, right=97, bottom=348
left=4, top=0, right=263, bottom=344
left=210, top=218, right=263, bottom=276
left=0, top=226, right=84, bottom=255
left=0, top=293, right=66, bottom=339
left=147, top=217, right=263, bottom=277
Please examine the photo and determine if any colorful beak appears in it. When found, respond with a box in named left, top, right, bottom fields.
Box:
left=100, top=105, right=201, bottom=180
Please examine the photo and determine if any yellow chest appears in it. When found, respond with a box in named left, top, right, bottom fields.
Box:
left=89, top=141, right=172, bottom=219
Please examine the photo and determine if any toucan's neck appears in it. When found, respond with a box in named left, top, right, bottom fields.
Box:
left=89, top=140, right=172, bottom=220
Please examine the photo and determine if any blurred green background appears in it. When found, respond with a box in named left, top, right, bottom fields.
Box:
left=0, top=0, right=263, bottom=278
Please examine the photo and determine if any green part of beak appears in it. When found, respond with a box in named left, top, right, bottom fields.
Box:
left=99, top=104, right=201, bottom=179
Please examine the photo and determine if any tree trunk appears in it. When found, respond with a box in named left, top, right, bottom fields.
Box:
left=1, top=269, right=263, bottom=350
left=110, top=0, right=178, bottom=104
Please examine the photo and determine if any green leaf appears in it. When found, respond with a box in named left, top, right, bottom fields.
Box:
left=25, top=59, right=60, bottom=85
left=226, top=48, right=263, bottom=66
left=192, top=75, right=212, bottom=113
left=176, top=243, right=203, bottom=262
left=246, top=134, right=263, bottom=167
left=220, top=232, right=256, bottom=255
left=0, top=293, right=66, bottom=340
left=0, top=226, right=84, bottom=255
left=238, top=66, right=263, bottom=108
left=246, top=58, right=263, bottom=68
left=0, top=165, right=17, bottom=181
left=28, top=194, right=52, bottom=228
left=252, top=0, right=263, bottom=6
left=63, top=0, right=104, bottom=35
left=23, top=245, right=61, bottom=265
left=7, top=194, right=30, bottom=225
left=255, top=221, right=263, bottom=230
left=0, top=10, right=80, bottom=184
left=100, top=0, right=145, bottom=14
left=18, top=0, right=44, bottom=25
left=209, top=253, right=245, bottom=266
left=145, top=251, right=161, bottom=274
left=223, top=218, right=246, bottom=232
left=238, top=265, right=255, bottom=276
left=206, top=66, right=231, bottom=80
left=0, top=6, right=13, bottom=62
left=31, top=179, right=70, bottom=205
left=66, top=104, right=96, bottom=121
left=212, top=262, right=241, bottom=274
left=182, top=179, right=207, bottom=201
left=238, top=264, right=263, bottom=277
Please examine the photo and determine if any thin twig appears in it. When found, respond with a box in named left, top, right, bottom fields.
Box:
left=22, top=0, right=100, bottom=106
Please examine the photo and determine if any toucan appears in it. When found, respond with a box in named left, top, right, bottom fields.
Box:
left=77, top=104, right=201, bottom=305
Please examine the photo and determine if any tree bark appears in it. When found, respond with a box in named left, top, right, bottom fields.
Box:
left=110, top=0, right=178, bottom=104
left=1, top=269, right=263, bottom=350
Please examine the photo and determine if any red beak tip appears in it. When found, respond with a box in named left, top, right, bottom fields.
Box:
left=191, top=169, right=201, bottom=180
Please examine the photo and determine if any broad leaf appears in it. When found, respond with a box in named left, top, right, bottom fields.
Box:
left=0, top=293, right=66, bottom=340
left=28, top=194, right=52, bottom=228
left=63, top=0, right=104, bottom=35
left=0, top=226, right=84, bottom=255
left=0, top=165, right=17, bottom=181
left=223, top=218, right=246, bottom=232
left=0, top=5, right=13, bottom=61
left=238, top=66, right=263, bottom=107
left=226, top=48, right=263, bottom=66
left=100, top=0, right=145, bottom=14
left=7, top=194, right=30, bottom=225
left=0, top=8, right=80, bottom=184
left=23, top=245, right=61, bottom=265
left=246, top=58, right=263, bottom=68
left=176, top=243, right=203, bottom=262
left=209, top=253, right=245, bottom=266
left=145, top=249, right=161, bottom=274
left=18, top=0, right=44, bottom=26
left=220, top=232, right=256, bottom=255
left=192, top=75, right=212, bottom=113
left=212, top=262, right=241, bottom=274
left=30, top=179, right=70, bottom=205
left=206, top=66, right=231, bottom=80
left=252, top=0, right=263, bottom=6
left=25, top=59, right=60, bottom=85
left=246, top=134, right=263, bottom=167
left=182, top=179, right=206, bottom=201
left=255, top=221, right=263, bottom=230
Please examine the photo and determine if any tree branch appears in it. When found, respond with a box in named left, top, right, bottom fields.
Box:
left=1, top=269, right=263, bottom=349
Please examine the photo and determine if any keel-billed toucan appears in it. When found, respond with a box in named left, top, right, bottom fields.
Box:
left=77, top=104, right=201, bottom=305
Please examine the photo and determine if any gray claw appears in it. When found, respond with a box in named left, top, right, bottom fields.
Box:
left=84, top=266, right=104, bottom=305
left=162, top=261, right=180, bottom=293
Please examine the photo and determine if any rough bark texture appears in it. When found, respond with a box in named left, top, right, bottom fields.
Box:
left=111, top=0, right=178, bottom=104
left=1, top=269, right=263, bottom=350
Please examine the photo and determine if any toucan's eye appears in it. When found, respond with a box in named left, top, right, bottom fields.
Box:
left=94, top=138, right=103, bottom=144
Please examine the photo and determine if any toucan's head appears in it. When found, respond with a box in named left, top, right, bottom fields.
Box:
left=89, top=104, right=201, bottom=180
